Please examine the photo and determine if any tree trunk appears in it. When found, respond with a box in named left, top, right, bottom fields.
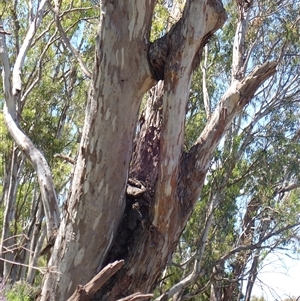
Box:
left=40, top=1, right=156, bottom=300
left=39, top=1, right=227, bottom=300
left=27, top=197, right=46, bottom=284
left=0, top=15, right=60, bottom=242
left=38, top=1, right=280, bottom=300
left=0, top=146, right=20, bottom=281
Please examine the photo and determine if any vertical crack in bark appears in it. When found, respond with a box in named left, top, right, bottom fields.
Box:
left=130, top=82, right=164, bottom=188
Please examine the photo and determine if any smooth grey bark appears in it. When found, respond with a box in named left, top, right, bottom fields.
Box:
left=40, top=1, right=156, bottom=300
left=0, top=146, right=20, bottom=280
left=41, top=1, right=279, bottom=300
left=1, top=0, right=282, bottom=300
left=0, top=12, right=60, bottom=242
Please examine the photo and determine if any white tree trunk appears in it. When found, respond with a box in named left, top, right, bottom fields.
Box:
left=1, top=1, right=280, bottom=300
left=40, top=1, right=156, bottom=300
left=0, top=14, right=60, bottom=241
left=0, top=147, right=20, bottom=280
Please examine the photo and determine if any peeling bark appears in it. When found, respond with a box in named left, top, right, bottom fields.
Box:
left=92, top=2, right=227, bottom=300
left=95, top=61, right=276, bottom=301
left=0, top=0, right=287, bottom=300
left=40, top=1, right=156, bottom=300
left=130, top=81, right=164, bottom=187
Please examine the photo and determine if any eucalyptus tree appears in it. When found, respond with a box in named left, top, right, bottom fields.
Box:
left=0, top=0, right=299, bottom=301
left=154, top=1, right=300, bottom=300
left=0, top=0, right=96, bottom=285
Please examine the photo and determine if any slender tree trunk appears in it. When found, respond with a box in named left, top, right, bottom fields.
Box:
left=210, top=282, right=222, bottom=301
left=0, top=146, right=20, bottom=280
left=27, top=198, right=45, bottom=284
left=243, top=249, right=260, bottom=301
left=0, top=16, right=60, bottom=241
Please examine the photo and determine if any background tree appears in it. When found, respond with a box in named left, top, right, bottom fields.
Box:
left=0, top=0, right=96, bottom=286
left=0, top=1, right=299, bottom=301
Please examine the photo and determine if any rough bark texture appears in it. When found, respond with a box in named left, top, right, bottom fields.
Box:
left=130, top=81, right=164, bottom=186
left=93, top=64, right=277, bottom=301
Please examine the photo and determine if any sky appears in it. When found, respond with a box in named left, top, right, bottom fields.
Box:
left=251, top=252, right=300, bottom=300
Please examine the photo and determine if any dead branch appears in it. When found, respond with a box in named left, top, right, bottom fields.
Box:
left=54, top=153, right=75, bottom=164
left=0, top=26, right=11, bottom=35
left=67, top=260, right=124, bottom=301
left=0, top=256, right=48, bottom=275
left=50, top=0, right=92, bottom=78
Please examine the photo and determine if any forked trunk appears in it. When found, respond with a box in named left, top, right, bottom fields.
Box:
left=39, top=1, right=278, bottom=300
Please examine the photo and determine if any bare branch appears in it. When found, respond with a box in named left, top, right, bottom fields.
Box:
left=54, top=153, right=75, bottom=164
left=217, top=221, right=300, bottom=265
left=0, top=255, right=48, bottom=276
left=278, top=182, right=300, bottom=194
left=12, top=0, right=48, bottom=94
left=0, top=19, right=60, bottom=239
left=180, top=62, right=277, bottom=211
left=21, top=28, right=58, bottom=104
left=50, top=0, right=92, bottom=78
left=0, top=24, right=11, bottom=35
left=67, top=260, right=125, bottom=301
left=117, top=292, right=154, bottom=301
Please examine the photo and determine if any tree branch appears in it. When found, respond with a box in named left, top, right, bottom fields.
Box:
left=0, top=24, right=11, bottom=35
left=152, top=0, right=227, bottom=232
left=67, top=260, right=124, bottom=301
left=54, top=153, right=75, bottom=164
left=180, top=61, right=277, bottom=212
left=117, top=293, right=154, bottom=301
left=0, top=19, right=60, bottom=240
left=50, top=0, right=92, bottom=78
left=12, top=0, right=48, bottom=94
left=148, top=0, right=226, bottom=81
